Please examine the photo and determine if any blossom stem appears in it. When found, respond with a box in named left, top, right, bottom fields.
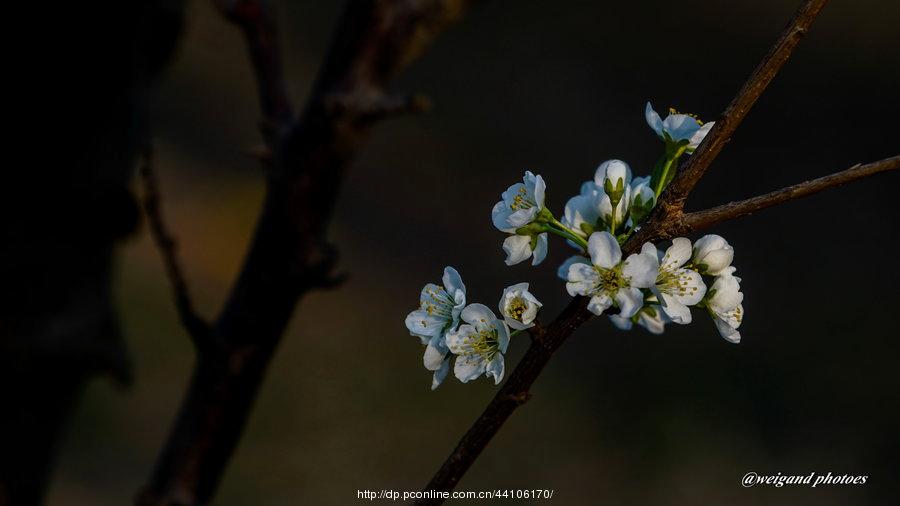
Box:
left=652, top=145, right=687, bottom=197
left=546, top=219, right=589, bottom=250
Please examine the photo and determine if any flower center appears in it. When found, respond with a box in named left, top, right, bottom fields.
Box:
left=509, top=187, right=534, bottom=211
left=465, top=327, right=500, bottom=361
left=506, top=297, right=528, bottom=321
left=597, top=266, right=628, bottom=293
left=422, top=285, right=454, bottom=318
left=668, top=106, right=704, bottom=125
left=656, top=269, right=697, bottom=297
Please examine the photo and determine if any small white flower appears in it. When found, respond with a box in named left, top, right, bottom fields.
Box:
left=404, top=267, right=467, bottom=390
left=446, top=304, right=511, bottom=385
left=645, top=102, right=714, bottom=152
left=565, top=231, right=659, bottom=317
left=502, top=232, right=548, bottom=266
left=563, top=173, right=632, bottom=237
left=594, top=159, right=632, bottom=191
left=498, top=282, right=542, bottom=330
left=492, top=171, right=546, bottom=231
left=629, top=176, right=656, bottom=224
left=610, top=304, right=668, bottom=334
left=644, top=238, right=707, bottom=324
left=706, top=274, right=744, bottom=343
left=692, top=234, right=735, bottom=275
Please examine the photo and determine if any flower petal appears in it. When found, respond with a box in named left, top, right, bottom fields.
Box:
left=615, top=287, right=644, bottom=318
left=485, top=355, right=506, bottom=385
left=558, top=255, right=591, bottom=280
left=423, top=335, right=449, bottom=371
left=687, top=122, right=714, bottom=151
left=662, top=113, right=701, bottom=142
left=645, top=102, right=664, bottom=138
left=566, top=263, right=599, bottom=297
left=670, top=268, right=707, bottom=306
left=531, top=232, right=548, bottom=266
left=502, top=234, right=532, bottom=266
left=461, top=303, right=499, bottom=328
left=663, top=238, right=692, bottom=270
left=431, top=359, right=450, bottom=390
left=405, top=309, right=446, bottom=342
left=442, top=266, right=466, bottom=298
left=588, top=231, right=621, bottom=269
left=609, top=314, right=633, bottom=331
left=658, top=292, right=692, bottom=324
left=587, top=293, right=613, bottom=316
left=454, top=355, right=486, bottom=383
left=491, top=200, right=515, bottom=232
left=622, top=250, right=659, bottom=288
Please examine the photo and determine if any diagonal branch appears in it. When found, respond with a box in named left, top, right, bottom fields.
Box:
left=683, top=155, right=900, bottom=232
left=138, top=1, right=481, bottom=505
left=138, top=146, right=213, bottom=350
left=417, top=0, right=832, bottom=502
left=663, top=0, right=829, bottom=206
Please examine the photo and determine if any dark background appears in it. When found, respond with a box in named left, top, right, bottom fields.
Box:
left=14, top=0, right=900, bottom=504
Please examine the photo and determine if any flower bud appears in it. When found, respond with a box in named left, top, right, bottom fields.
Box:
left=692, top=234, right=734, bottom=275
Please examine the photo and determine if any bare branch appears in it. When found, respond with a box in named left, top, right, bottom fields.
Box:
left=138, top=146, right=213, bottom=350
left=138, top=2, right=480, bottom=505
left=683, top=155, right=900, bottom=232
left=325, top=91, right=433, bottom=121
left=416, top=1, right=832, bottom=501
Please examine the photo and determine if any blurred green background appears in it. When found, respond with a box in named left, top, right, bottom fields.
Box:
left=43, top=0, right=899, bottom=504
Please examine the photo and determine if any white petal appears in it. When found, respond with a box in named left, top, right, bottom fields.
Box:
left=502, top=235, right=533, bottom=266
left=442, top=266, right=466, bottom=297
left=461, top=303, right=498, bottom=328
left=423, top=335, right=449, bottom=371
left=496, top=320, right=511, bottom=354
left=563, top=194, right=600, bottom=236
left=645, top=102, right=664, bottom=138
left=558, top=255, right=591, bottom=280
left=703, top=249, right=735, bottom=275
left=588, top=231, right=621, bottom=269
left=491, top=200, right=515, bottom=233
left=485, top=355, right=506, bottom=385
left=587, top=293, right=613, bottom=316
left=532, top=173, right=547, bottom=208
left=531, top=233, right=548, bottom=266
left=663, top=238, right=692, bottom=270
left=507, top=207, right=540, bottom=228
left=431, top=359, right=450, bottom=390
left=566, top=263, right=599, bottom=297
left=709, top=275, right=743, bottom=312
left=445, top=325, right=474, bottom=355
left=658, top=292, right=692, bottom=324
left=609, top=314, right=633, bottom=331
left=662, top=113, right=701, bottom=142
left=622, top=250, right=659, bottom=288
left=670, top=268, right=707, bottom=306
left=615, top=287, right=644, bottom=318
left=687, top=121, right=714, bottom=151
left=454, top=355, right=486, bottom=383
left=405, top=309, right=446, bottom=341
left=637, top=306, right=667, bottom=334
left=714, top=317, right=741, bottom=344
left=594, top=159, right=632, bottom=188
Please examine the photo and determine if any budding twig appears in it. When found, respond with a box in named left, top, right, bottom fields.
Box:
left=417, top=1, right=832, bottom=502
left=138, top=146, right=214, bottom=351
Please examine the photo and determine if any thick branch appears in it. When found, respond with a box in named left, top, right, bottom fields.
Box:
left=139, top=2, right=478, bottom=505
left=138, top=146, right=213, bottom=349
left=683, top=156, right=900, bottom=232
left=663, top=0, right=829, bottom=205
left=417, top=1, right=831, bottom=502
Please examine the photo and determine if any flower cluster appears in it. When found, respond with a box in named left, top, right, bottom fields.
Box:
left=405, top=268, right=542, bottom=389
left=406, top=102, right=745, bottom=389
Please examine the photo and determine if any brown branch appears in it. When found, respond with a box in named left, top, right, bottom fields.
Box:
left=213, top=0, right=293, bottom=140
left=683, top=156, right=900, bottom=232
left=663, top=0, right=829, bottom=206
left=417, top=0, right=831, bottom=502
left=138, top=146, right=213, bottom=350
left=137, top=1, right=479, bottom=505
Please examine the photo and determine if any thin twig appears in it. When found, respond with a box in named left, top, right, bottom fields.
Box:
left=138, top=146, right=213, bottom=350
left=682, top=156, right=900, bottom=232
left=417, top=0, right=831, bottom=501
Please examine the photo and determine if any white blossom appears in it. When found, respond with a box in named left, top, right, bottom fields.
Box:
left=502, top=232, right=548, bottom=266
left=492, top=171, right=546, bottom=231
left=498, top=282, right=542, bottom=330
left=565, top=231, right=659, bottom=317
left=645, top=102, right=714, bottom=151
left=405, top=267, right=467, bottom=389
left=446, top=304, right=511, bottom=384
left=644, top=238, right=707, bottom=324
left=692, top=234, right=735, bottom=275
left=706, top=274, right=744, bottom=343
